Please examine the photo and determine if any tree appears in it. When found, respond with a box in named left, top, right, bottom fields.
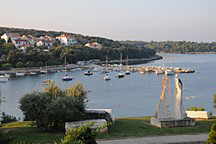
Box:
left=44, top=81, right=63, bottom=99
left=213, top=94, right=216, bottom=108
left=16, top=61, right=24, bottom=68
left=20, top=82, right=87, bottom=131
left=1, top=63, right=12, bottom=70
left=208, top=123, right=216, bottom=144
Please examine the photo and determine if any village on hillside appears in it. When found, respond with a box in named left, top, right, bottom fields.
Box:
left=1, top=32, right=103, bottom=52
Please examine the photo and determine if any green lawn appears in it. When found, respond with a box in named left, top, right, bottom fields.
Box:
left=0, top=121, right=64, bottom=144
left=0, top=117, right=214, bottom=144
left=98, top=117, right=213, bottom=139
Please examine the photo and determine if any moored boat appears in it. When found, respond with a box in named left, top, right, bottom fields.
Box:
left=104, top=74, right=111, bottom=81
left=125, top=70, right=131, bottom=75
left=62, top=74, right=73, bottom=81
left=84, top=71, right=93, bottom=76
left=117, top=72, right=125, bottom=78
left=0, top=75, right=9, bottom=82
left=16, top=72, right=25, bottom=77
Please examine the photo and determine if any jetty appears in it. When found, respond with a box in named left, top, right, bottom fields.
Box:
left=103, top=65, right=195, bottom=74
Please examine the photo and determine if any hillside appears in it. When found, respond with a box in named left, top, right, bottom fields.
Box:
left=0, top=27, right=157, bottom=69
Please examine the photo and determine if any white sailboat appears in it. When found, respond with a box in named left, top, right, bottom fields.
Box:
left=41, top=64, right=52, bottom=85
left=117, top=53, right=125, bottom=78
left=104, top=73, right=111, bottom=81
left=62, top=57, right=73, bottom=81
left=102, top=56, right=110, bottom=74
left=103, top=56, right=111, bottom=81
left=125, top=56, right=130, bottom=75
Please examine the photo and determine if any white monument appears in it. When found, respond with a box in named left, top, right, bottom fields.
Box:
left=151, top=74, right=195, bottom=128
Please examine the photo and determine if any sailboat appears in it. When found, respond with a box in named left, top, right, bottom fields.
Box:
left=102, top=56, right=109, bottom=74
left=104, top=73, right=111, bottom=81
left=41, top=63, right=52, bottom=85
left=117, top=53, right=125, bottom=78
left=125, top=55, right=130, bottom=75
left=62, top=57, right=73, bottom=81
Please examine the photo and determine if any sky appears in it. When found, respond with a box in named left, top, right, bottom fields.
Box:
left=0, top=0, right=215, bottom=41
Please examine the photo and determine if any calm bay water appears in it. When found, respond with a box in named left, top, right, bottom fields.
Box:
left=1, top=53, right=216, bottom=119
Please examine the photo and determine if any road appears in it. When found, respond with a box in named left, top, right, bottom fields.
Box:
left=97, top=134, right=208, bottom=144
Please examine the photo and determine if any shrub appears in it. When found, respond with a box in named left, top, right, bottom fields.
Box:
left=187, top=107, right=205, bottom=111
left=207, top=123, right=216, bottom=144
left=20, top=82, right=87, bottom=131
left=1, top=63, right=12, bottom=70
left=56, top=124, right=97, bottom=144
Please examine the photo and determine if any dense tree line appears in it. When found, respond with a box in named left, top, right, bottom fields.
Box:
left=122, top=41, right=216, bottom=53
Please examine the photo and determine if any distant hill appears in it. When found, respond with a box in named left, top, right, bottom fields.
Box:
left=121, top=41, right=216, bottom=53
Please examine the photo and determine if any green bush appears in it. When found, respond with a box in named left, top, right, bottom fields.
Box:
left=187, top=106, right=205, bottom=111
left=20, top=82, right=87, bottom=131
left=207, top=123, right=216, bottom=144
left=56, top=124, right=97, bottom=144
left=1, top=63, right=12, bottom=70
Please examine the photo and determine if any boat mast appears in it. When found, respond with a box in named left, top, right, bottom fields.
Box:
left=105, top=56, right=108, bottom=72
left=64, top=56, right=67, bottom=75
left=120, top=53, right=123, bottom=71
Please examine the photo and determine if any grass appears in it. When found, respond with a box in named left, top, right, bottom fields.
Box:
left=0, top=117, right=214, bottom=144
left=0, top=122, right=64, bottom=144
left=97, top=117, right=214, bottom=139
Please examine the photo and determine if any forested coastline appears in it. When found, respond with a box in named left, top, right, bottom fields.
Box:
left=122, top=41, right=216, bottom=53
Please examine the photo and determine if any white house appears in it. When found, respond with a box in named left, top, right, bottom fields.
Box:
left=56, top=34, right=77, bottom=46
left=85, top=42, right=102, bottom=49
left=13, top=38, right=30, bottom=48
left=1, top=33, right=20, bottom=43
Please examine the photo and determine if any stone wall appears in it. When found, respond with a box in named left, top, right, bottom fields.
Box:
left=186, top=111, right=209, bottom=120
left=65, top=119, right=108, bottom=133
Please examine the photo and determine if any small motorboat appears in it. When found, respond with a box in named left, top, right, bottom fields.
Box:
left=104, top=74, right=111, bottom=81
left=0, top=75, right=9, bottom=82
left=62, top=75, right=73, bottom=81
left=16, top=72, right=25, bottom=77
left=84, top=71, right=93, bottom=76
left=117, top=72, right=125, bottom=78
left=40, top=70, right=48, bottom=74
left=125, top=70, right=131, bottom=75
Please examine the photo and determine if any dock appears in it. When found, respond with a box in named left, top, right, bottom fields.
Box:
left=103, top=65, right=195, bottom=74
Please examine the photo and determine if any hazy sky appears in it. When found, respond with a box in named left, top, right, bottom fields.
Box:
left=1, top=0, right=215, bottom=41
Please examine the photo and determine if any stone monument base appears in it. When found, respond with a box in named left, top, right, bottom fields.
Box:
left=150, top=117, right=195, bottom=128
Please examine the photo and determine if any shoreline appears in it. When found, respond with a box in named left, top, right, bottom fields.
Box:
left=159, top=52, right=216, bottom=54
left=97, top=55, right=163, bottom=65
left=0, top=55, right=163, bottom=74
